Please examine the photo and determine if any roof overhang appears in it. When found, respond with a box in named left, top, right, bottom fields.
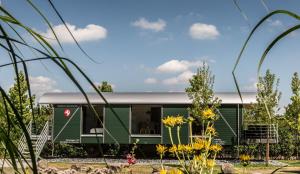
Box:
left=38, top=92, right=256, bottom=105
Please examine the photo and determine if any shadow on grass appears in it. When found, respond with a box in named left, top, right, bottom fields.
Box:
left=271, top=165, right=300, bottom=174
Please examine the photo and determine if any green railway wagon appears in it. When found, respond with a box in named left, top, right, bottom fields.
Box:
left=39, top=92, right=256, bottom=146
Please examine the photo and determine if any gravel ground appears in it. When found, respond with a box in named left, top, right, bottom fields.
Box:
left=45, top=158, right=288, bottom=166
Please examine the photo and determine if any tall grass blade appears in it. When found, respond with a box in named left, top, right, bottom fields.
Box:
left=47, top=0, right=100, bottom=64
left=232, top=0, right=251, bottom=27
left=232, top=10, right=300, bottom=103
left=257, top=25, right=300, bottom=75
left=26, top=0, right=64, bottom=52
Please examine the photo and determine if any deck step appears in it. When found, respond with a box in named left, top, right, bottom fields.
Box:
left=17, top=120, right=50, bottom=161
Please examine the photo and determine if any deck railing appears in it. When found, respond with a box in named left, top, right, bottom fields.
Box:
left=17, top=120, right=32, bottom=155
left=35, top=121, right=49, bottom=160
left=243, top=123, right=278, bottom=143
left=17, top=120, right=49, bottom=160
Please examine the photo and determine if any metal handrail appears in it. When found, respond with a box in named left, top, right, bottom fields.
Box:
left=243, top=123, right=278, bottom=141
left=17, top=120, right=32, bottom=154
left=35, top=121, right=49, bottom=160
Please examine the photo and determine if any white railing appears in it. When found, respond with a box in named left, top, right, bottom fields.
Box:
left=35, top=121, right=49, bottom=160
left=17, top=120, right=32, bottom=155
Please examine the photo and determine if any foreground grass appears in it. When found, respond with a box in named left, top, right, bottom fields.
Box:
left=48, top=162, right=221, bottom=174
left=3, top=161, right=300, bottom=173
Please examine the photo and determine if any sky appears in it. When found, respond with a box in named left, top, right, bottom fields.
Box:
left=1, top=0, right=300, bottom=111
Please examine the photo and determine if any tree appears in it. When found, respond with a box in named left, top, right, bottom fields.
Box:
left=97, top=81, right=113, bottom=92
left=285, top=72, right=300, bottom=158
left=185, top=63, right=221, bottom=134
left=0, top=71, right=35, bottom=143
left=8, top=71, right=34, bottom=123
left=254, top=70, right=281, bottom=164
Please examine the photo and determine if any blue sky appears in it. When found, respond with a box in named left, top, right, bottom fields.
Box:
left=1, top=0, right=300, bottom=110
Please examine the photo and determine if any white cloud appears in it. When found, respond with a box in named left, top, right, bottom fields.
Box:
left=156, top=59, right=202, bottom=73
left=243, top=78, right=257, bottom=91
left=189, top=23, right=220, bottom=40
left=41, top=23, right=107, bottom=43
left=132, top=18, right=166, bottom=32
left=163, top=71, right=195, bottom=85
left=269, top=19, right=283, bottom=27
left=144, top=78, right=158, bottom=84
left=29, top=76, right=61, bottom=98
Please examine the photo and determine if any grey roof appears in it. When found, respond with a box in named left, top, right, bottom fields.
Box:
left=38, top=92, right=256, bottom=105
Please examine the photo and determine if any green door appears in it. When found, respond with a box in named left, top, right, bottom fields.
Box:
left=53, top=105, right=81, bottom=143
left=104, top=105, right=130, bottom=144
left=215, top=105, right=238, bottom=145
left=162, top=106, right=189, bottom=144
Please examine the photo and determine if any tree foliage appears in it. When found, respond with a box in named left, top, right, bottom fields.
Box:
left=245, top=70, right=281, bottom=123
left=0, top=71, right=34, bottom=143
left=8, top=71, right=34, bottom=124
left=185, top=63, right=221, bottom=123
left=285, top=72, right=300, bottom=133
left=97, top=81, right=113, bottom=92
left=257, top=70, right=281, bottom=121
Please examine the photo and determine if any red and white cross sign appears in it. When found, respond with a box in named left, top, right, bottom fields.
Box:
left=64, top=109, right=71, bottom=118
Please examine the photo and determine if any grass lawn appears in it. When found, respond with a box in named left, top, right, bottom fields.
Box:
left=279, top=160, right=300, bottom=167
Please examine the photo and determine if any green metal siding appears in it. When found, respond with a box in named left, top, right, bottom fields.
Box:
left=215, top=105, right=238, bottom=145
left=53, top=105, right=81, bottom=143
left=131, top=137, right=161, bottom=144
left=104, top=105, right=130, bottom=144
left=162, top=106, right=189, bottom=144
left=51, top=104, right=239, bottom=146
left=81, top=136, right=103, bottom=144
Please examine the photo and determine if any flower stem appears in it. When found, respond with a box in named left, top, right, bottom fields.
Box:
left=189, top=122, right=193, bottom=145
left=160, top=154, right=163, bottom=170
left=168, top=127, right=189, bottom=174
left=177, top=126, right=187, bottom=166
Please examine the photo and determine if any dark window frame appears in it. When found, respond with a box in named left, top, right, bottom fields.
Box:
left=81, top=105, right=104, bottom=135
left=130, top=105, right=162, bottom=136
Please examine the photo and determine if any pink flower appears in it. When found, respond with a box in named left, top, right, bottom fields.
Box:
left=126, top=154, right=136, bottom=165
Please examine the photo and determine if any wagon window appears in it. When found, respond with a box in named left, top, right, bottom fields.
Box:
left=131, top=105, right=161, bottom=135
left=192, top=122, right=204, bottom=136
left=82, top=105, right=104, bottom=134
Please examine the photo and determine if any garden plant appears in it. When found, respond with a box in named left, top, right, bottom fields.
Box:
left=156, top=64, right=222, bottom=174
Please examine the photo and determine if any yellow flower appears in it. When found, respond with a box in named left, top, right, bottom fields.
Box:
left=169, top=169, right=183, bottom=174
left=183, top=144, right=193, bottom=154
left=156, top=144, right=167, bottom=155
left=202, top=108, right=216, bottom=120
left=194, top=155, right=204, bottom=163
left=169, top=145, right=178, bottom=154
left=177, top=144, right=185, bottom=152
left=209, top=144, right=222, bottom=153
left=159, top=169, right=167, bottom=174
left=240, top=154, right=251, bottom=167
left=193, top=138, right=210, bottom=151
left=193, top=141, right=204, bottom=151
left=162, top=116, right=177, bottom=127
left=162, top=115, right=185, bottom=127
left=240, top=154, right=251, bottom=161
left=206, top=125, right=216, bottom=135
left=174, top=115, right=184, bottom=125
left=206, top=159, right=215, bottom=168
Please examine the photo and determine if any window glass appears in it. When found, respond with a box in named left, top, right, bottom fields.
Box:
left=82, top=105, right=103, bottom=134
left=192, top=122, right=204, bottom=136
left=131, top=105, right=161, bottom=135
